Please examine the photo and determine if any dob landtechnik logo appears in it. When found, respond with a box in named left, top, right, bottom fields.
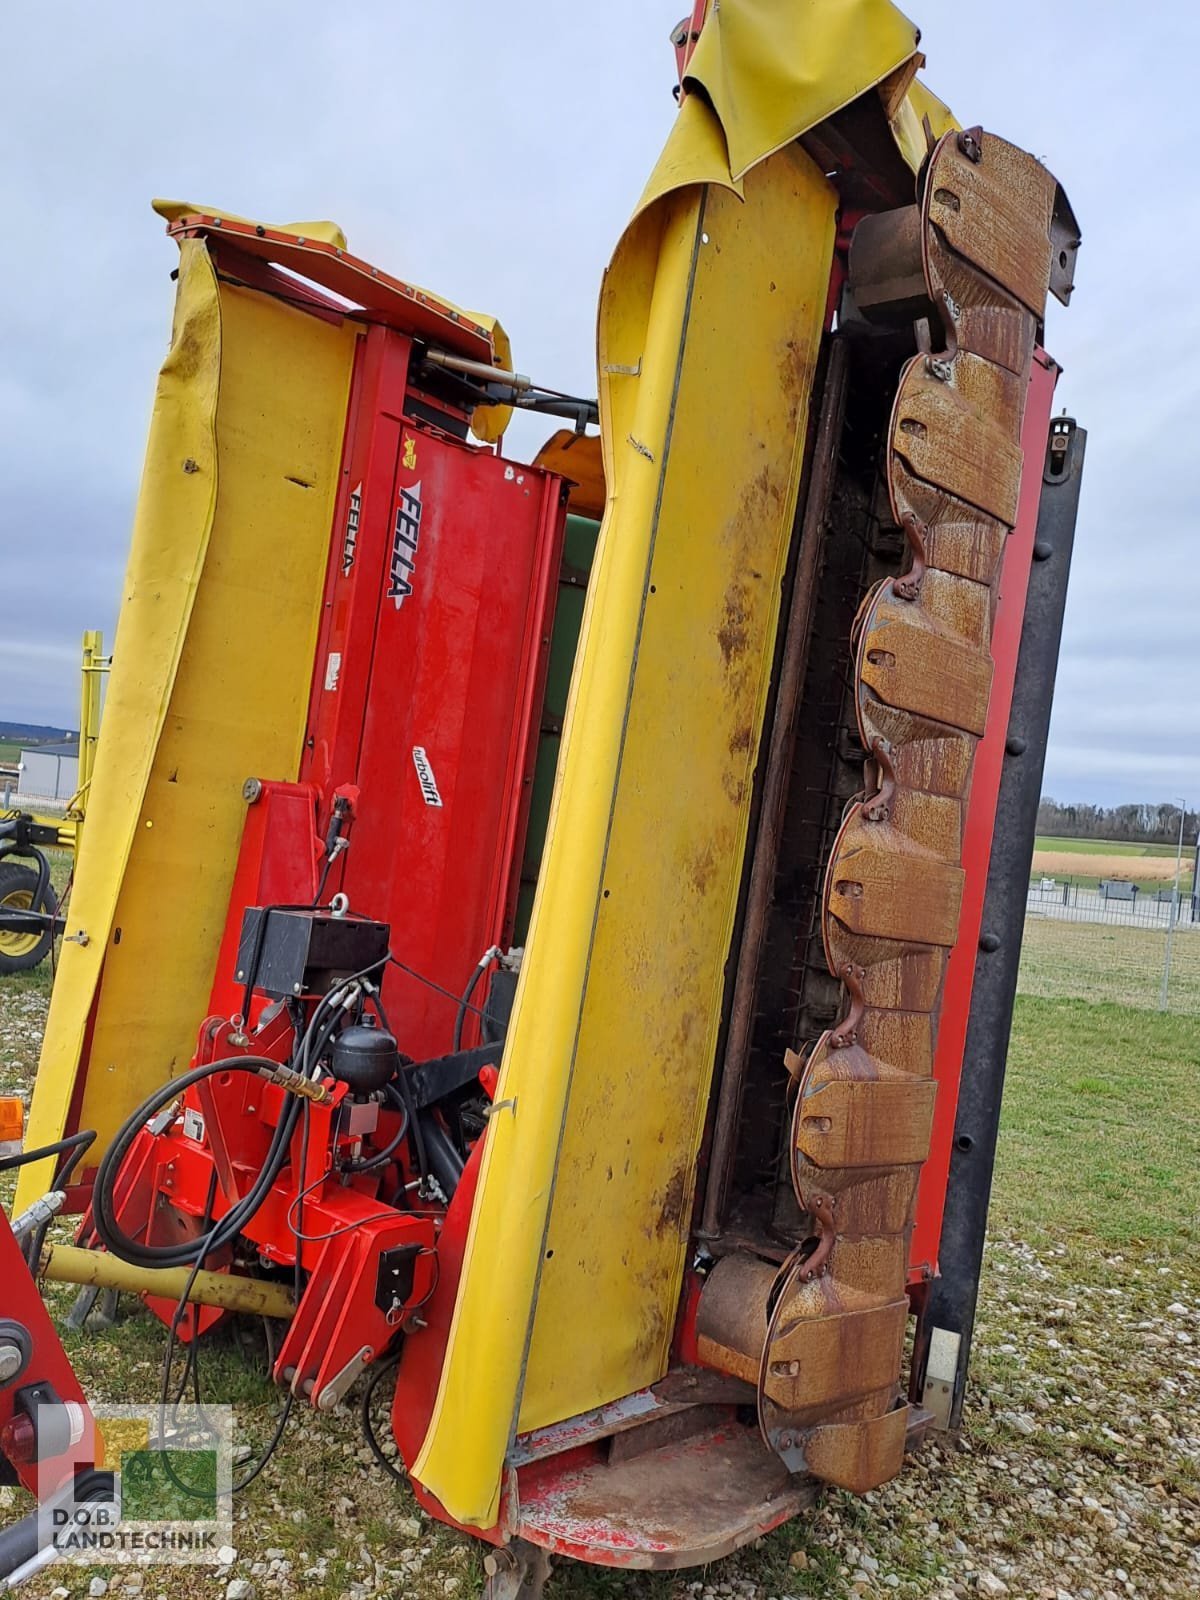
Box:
left=38, top=1404, right=233, bottom=1569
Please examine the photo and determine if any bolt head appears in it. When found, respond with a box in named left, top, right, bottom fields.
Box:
left=0, top=1341, right=24, bottom=1383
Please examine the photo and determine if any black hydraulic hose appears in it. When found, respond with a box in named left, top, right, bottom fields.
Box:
left=0, top=1129, right=95, bottom=1175
left=0, top=1471, right=114, bottom=1582
left=92, top=1057, right=300, bottom=1269
left=0, top=1505, right=39, bottom=1581
left=22, top=1129, right=99, bottom=1271
left=29, top=847, right=51, bottom=922
left=452, top=951, right=496, bottom=1054
left=341, top=1083, right=410, bottom=1175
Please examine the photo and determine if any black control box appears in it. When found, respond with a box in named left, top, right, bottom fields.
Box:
left=235, top=908, right=391, bottom=999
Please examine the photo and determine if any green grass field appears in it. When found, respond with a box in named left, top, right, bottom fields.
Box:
left=1035, top=833, right=1197, bottom=862
left=1, top=924, right=1197, bottom=1599
left=1018, top=916, right=1200, bottom=1012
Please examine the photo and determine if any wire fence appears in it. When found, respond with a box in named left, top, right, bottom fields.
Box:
left=1018, top=880, right=1200, bottom=1014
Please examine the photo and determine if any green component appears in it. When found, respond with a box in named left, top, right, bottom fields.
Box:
left=515, top=514, right=601, bottom=941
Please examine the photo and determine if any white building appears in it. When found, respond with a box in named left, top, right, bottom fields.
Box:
left=17, top=740, right=80, bottom=803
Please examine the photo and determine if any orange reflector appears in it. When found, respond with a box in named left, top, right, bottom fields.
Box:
left=0, top=1094, right=24, bottom=1158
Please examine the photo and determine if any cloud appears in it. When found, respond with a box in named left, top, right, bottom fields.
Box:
left=2, top=2, right=1194, bottom=807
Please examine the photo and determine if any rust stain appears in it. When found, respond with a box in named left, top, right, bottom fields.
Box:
left=728, top=724, right=753, bottom=755
left=654, top=1166, right=689, bottom=1238
left=688, top=841, right=718, bottom=896
left=717, top=592, right=751, bottom=666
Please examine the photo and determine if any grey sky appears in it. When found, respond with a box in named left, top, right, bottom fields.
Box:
left=2, top=2, right=1195, bottom=807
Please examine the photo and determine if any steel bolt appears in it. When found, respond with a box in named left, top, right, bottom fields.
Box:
left=0, top=1341, right=24, bottom=1383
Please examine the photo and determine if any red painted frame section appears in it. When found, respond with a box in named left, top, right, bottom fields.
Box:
left=908, top=351, right=1060, bottom=1278
left=167, top=215, right=496, bottom=363
left=0, top=1208, right=96, bottom=1496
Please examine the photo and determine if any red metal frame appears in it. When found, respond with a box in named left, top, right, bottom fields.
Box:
left=0, top=1208, right=96, bottom=1497
left=104, top=233, right=568, bottom=1414
left=908, top=351, right=1060, bottom=1278
left=166, top=215, right=496, bottom=364
left=672, top=2, right=709, bottom=89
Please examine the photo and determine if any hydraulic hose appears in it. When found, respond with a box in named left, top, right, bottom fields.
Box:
left=0, top=1129, right=95, bottom=1176
left=92, top=1057, right=300, bottom=1270
left=452, top=946, right=501, bottom=1053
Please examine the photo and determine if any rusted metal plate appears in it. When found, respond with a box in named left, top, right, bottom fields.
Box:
left=820, top=942, right=946, bottom=1016
left=854, top=1008, right=936, bottom=1080
left=801, top=1405, right=909, bottom=1494
left=877, top=786, right=964, bottom=860
left=761, top=1297, right=908, bottom=1413
left=854, top=699, right=975, bottom=800
left=606, top=1404, right=730, bottom=1465
left=856, top=591, right=993, bottom=737
left=890, top=354, right=1024, bottom=526
left=511, top=1387, right=696, bottom=1468
left=824, top=812, right=965, bottom=947
left=924, top=129, right=1057, bottom=318
left=793, top=1067, right=936, bottom=1170
left=516, top=1418, right=815, bottom=1570
left=694, top=1252, right=775, bottom=1387
left=917, top=508, right=1008, bottom=588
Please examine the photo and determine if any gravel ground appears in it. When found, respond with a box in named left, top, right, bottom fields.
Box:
left=2, top=981, right=1197, bottom=1600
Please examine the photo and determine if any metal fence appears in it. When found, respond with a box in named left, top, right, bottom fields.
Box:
left=0, top=787, right=69, bottom=816
left=1018, top=880, right=1200, bottom=1014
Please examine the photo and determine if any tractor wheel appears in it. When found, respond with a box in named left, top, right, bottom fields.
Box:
left=0, top=863, right=58, bottom=975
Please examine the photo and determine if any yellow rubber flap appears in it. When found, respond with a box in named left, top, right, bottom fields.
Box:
left=411, top=0, right=951, bottom=1533
left=17, top=235, right=357, bottom=1208
left=683, top=0, right=921, bottom=179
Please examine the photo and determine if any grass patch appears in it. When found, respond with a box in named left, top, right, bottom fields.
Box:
left=1018, top=915, right=1200, bottom=1012
left=1035, top=834, right=1196, bottom=862
left=996, top=995, right=1200, bottom=1249
left=2, top=963, right=1198, bottom=1597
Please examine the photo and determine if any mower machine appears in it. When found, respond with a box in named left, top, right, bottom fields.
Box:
left=4, top=1, right=1086, bottom=1589
left=0, top=633, right=109, bottom=977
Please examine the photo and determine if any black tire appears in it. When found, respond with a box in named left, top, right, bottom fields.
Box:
left=0, top=862, right=58, bottom=975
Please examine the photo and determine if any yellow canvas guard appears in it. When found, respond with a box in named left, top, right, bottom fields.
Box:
left=413, top=0, right=957, bottom=1532
left=18, top=225, right=358, bottom=1209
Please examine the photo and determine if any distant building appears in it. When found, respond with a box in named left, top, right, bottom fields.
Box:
left=17, top=740, right=80, bottom=803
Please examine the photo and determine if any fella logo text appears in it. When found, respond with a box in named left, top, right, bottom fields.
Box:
left=388, top=482, right=423, bottom=609
left=341, top=482, right=362, bottom=577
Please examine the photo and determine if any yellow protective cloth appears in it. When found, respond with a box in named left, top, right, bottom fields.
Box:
left=683, top=0, right=919, bottom=178
left=18, top=237, right=357, bottom=1208
left=413, top=0, right=949, bottom=1532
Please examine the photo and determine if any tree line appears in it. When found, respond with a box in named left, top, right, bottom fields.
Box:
left=1037, top=798, right=1196, bottom=846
